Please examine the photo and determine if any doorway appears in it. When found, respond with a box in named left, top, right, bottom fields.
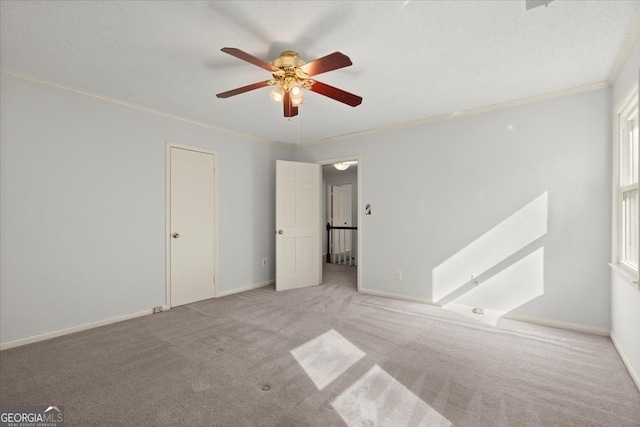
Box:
left=320, top=157, right=361, bottom=292
left=327, top=183, right=355, bottom=264
left=165, top=141, right=218, bottom=308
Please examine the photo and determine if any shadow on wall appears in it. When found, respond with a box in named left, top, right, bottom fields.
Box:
left=432, top=192, right=548, bottom=326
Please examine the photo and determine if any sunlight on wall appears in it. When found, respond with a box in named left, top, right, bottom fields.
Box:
left=332, top=365, right=452, bottom=427
left=432, top=192, right=548, bottom=302
left=443, top=248, right=545, bottom=326
left=290, top=329, right=365, bottom=390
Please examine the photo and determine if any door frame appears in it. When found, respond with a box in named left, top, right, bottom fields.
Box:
left=318, top=155, right=362, bottom=292
left=165, top=140, right=219, bottom=308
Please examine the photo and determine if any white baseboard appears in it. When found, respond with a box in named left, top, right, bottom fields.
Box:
left=502, top=313, right=610, bottom=336
left=216, top=280, right=274, bottom=297
left=359, top=287, right=438, bottom=306
left=0, top=307, right=163, bottom=351
left=1, top=279, right=276, bottom=350
left=370, top=296, right=632, bottom=388
left=610, top=332, right=640, bottom=392
left=359, top=288, right=610, bottom=336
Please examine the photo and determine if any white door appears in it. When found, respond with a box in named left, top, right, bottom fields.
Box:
left=329, top=184, right=352, bottom=256
left=332, top=186, right=347, bottom=227
left=276, top=160, right=321, bottom=291
left=169, top=147, right=215, bottom=307
left=331, top=185, right=346, bottom=255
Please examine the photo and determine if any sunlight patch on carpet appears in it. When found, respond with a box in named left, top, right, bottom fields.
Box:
left=332, top=365, right=452, bottom=427
left=290, top=329, right=365, bottom=390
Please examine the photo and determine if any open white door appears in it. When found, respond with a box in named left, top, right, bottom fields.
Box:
left=276, top=160, right=321, bottom=291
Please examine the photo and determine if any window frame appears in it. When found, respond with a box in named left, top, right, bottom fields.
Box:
left=611, top=86, right=640, bottom=286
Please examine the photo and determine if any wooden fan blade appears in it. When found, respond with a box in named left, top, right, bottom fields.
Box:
left=216, top=80, right=271, bottom=98
left=283, top=91, right=299, bottom=117
left=299, top=52, right=352, bottom=76
left=221, top=47, right=279, bottom=72
left=309, top=81, right=362, bottom=107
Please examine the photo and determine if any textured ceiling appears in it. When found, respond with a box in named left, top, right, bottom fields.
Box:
left=1, top=1, right=638, bottom=145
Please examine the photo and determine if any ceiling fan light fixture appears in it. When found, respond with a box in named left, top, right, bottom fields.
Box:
left=270, top=86, right=285, bottom=103
left=290, top=84, right=303, bottom=98
left=289, top=84, right=304, bottom=106
left=333, top=162, right=350, bottom=171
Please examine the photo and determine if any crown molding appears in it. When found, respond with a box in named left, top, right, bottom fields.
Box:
left=1, top=68, right=609, bottom=151
left=608, top=9, right=640, bottom=85
left=0, top=69, right=292, bottom=149
left=300, top=81, right=609, bottom=148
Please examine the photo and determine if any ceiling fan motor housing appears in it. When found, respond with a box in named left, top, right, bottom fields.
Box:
left=270, top=51, right=314, bottom=91
left=273, top=51, right=305, bottom=68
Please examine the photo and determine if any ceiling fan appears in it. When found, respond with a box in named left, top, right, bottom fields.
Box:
left=216, top=48, right=363, bottom=118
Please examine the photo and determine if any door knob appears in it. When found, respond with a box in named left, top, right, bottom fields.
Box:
left=277, top=230, right=284, bottom=235
left=172, top=233, right=180, bottom=238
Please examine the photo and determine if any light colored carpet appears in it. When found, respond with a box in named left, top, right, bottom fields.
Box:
left=1, top=263, right=639, bottom=426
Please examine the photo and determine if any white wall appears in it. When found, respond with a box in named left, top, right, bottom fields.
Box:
left=0, top=74, right=291, bottom=344
left=611, top=37, right=640, bottom=387
left=295, top=88, right=612, bottom=331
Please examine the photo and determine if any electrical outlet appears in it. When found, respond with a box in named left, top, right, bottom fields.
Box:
left=395, top=269, right=402, bottom=280
left=153, top=306, right=162, bottom=314
left=262, top=258, right=267, bottom=267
